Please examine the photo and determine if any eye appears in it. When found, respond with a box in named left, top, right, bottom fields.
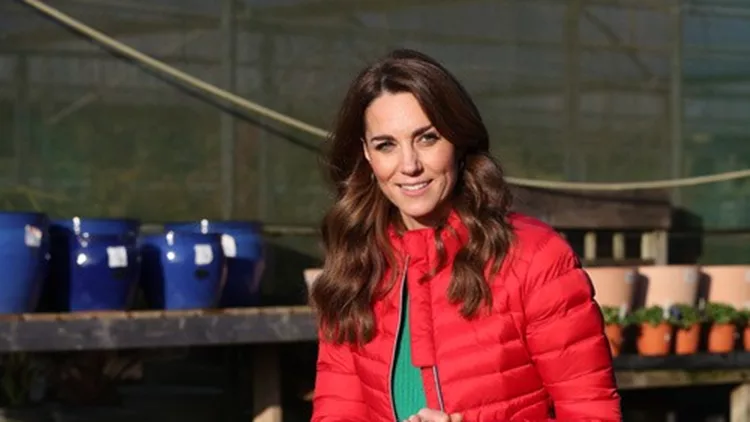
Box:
left=373, top=140, right=394, bottom=151
left=419, top=132, right=440, bottom=143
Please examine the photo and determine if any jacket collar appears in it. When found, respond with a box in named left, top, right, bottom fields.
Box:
left=387, top=209, right=469, bottom=272
left=384, top=210, right=468, bottom=368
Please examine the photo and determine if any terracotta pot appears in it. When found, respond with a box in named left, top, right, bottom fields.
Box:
left=637, top=322, right=671, bottom=356
left=744, top=326, right=750, bottom=351
left=604, top=324, right=624, bottom=357
left=638, top=265, right=700, bottom=310
left=708, top=323, right=736, bottom=353
left=585, top=267, right=636, bottom=312
left=674, top=324, right=700, bottom=355
left=701, top=266, right=750, bottom=311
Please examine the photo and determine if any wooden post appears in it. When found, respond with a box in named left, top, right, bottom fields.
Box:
left=731, top=383, right=750, bottom=422
left=252, top=345, right=282, bottom=422
left=612, top=232, right=626, bottom=261
left=654, top=230, right=669, bottom=265
left=584, top=231, right=597, bottom=261
left=640, top=231, right=669, bottom=265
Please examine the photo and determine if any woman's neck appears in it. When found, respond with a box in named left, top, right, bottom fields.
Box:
left=399, top=203, right=452, bottom=231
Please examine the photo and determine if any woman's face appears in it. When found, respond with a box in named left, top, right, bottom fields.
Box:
left=363, top=92, right=458, bottom=230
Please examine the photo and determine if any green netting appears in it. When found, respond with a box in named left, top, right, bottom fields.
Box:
left=2, top=0, right=750, bottom=263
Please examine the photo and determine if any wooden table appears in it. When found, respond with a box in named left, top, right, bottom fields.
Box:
left=0, top=306, right=316, bottom=422
left=615, top=354, right=750, bottom=422
left=0, top=306, right=317, bottom=352
left=4, top=307, right=750, bottom=422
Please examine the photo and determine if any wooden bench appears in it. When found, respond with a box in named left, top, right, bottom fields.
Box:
left=511, top=186, right=672, bottom=266
left=0, top=307, right=315, bottom=422
left=4, top=307, right=750, bottom=422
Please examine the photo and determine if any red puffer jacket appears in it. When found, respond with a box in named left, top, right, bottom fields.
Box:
left=312, top=212, right=621, bottom=422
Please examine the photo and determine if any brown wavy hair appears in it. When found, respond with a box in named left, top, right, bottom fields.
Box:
left=311, top=49, right=514, bottom=345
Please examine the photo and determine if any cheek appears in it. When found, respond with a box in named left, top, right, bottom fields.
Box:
left=367, top=153, right=397, bottom=182
left=430, top=152, right=458, bottom=186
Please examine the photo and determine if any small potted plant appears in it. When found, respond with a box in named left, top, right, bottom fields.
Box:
left=739, top=309, right=750, bottom=352
left=668, top=303, right=702, bottom=355
left=704, top=302, right=739, bottom=353
left=600, top=305, right=627, bottom=357
left=630, top=305, right=671, bottom=356
left=734, top=308, right=750, bottom=352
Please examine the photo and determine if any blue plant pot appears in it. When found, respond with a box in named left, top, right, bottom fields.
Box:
left=50, top=233, right=139, bottom=311
left=139, top=231, right=226, bottom=310
left=0, top=212, right=49, bottom=313
left=164, top=220, right=265, bottom=307
left=47, top=218, right=141, bottom=312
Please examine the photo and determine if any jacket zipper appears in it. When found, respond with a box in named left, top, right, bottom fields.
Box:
left=388, top=255, right=410, bottom=422
left=387, top=256, right=447, bottom=418
left=432, top=366, right=445, bottom=412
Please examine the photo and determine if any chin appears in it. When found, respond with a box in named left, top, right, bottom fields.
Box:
left=394, top=201, right=437, bottom=216
left=396, top=204, right=443, bottom=223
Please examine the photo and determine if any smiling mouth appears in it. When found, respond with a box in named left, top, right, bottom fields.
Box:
left=399, top=181, right=431, bottom=191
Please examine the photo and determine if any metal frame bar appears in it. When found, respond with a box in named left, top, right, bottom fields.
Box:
left=220, top=0, right=237, bottom=220
left=669, top=1, right=684, bottom=206
left=564, top=0, right=583, bottom=181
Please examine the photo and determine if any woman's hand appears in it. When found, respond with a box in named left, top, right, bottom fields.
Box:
left=404, top=408, right=463, bottom=422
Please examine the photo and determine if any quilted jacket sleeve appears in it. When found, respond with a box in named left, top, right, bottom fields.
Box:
left=523, top=233, right=621, bottom=421
left=311, top=337, right=369, bottom=422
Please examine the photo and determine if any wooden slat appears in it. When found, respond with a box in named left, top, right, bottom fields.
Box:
left=584, top=231, right=597, bottom=261
left=612, top=232, right=626, bottom=260
left=613, top=351, right=750, bottom=371
left=0, top=307, right=317, bottom=352
left=1, top=306, right=310, bottom=322
left=617, top=369, right=750, bottom=390
left=511, top=186, right=672, bottom=230
left=582, top=258, right=654, bottom=267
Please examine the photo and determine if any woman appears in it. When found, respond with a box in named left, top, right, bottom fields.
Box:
left=310, top=49, right=621, bottom=422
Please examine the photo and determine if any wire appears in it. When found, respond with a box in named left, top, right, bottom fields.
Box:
left=17, top=0, right=750, bottom=191
left=18, top=0, right=328, bottom=138
left=505, top=168, right=750, bottom=191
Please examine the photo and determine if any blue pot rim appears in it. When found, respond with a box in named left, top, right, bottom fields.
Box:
left=51, top=217, right=141, bottom=226
left=141, top=231, right=223, bottom=243
left=164, top=219, right=263, bottom=231
left=49, top=231, right=138, bottom=244
left=74, top=233, right=138, bottom=242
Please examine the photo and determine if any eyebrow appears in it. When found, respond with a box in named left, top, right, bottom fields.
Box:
left=367, top=124, right=434, bottom=143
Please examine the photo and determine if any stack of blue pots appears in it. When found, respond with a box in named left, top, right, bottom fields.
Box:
left=46, top=217, right=140, bottom=312
left=0, top=211, right=266, bottom=314
left=164, top=220, right=265, bottom=307
left=0, top=212, right=50, bottom=314
left=139, top=231, right=226, bottom=310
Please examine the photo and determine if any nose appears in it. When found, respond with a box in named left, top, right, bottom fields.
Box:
left=400, top=143, right=422, bottom=176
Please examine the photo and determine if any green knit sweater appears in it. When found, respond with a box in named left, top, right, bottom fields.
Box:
left=392, top=287, right=428, bottom=420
